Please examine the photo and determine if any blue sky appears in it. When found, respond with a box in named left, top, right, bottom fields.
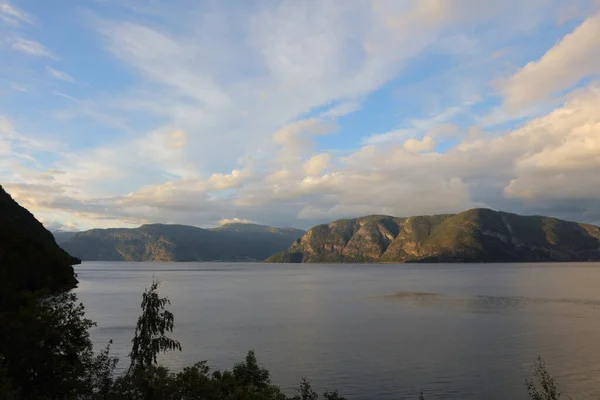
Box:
left=1, top=0, right=600, bottom=230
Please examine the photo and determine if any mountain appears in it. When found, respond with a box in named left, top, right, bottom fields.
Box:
left=0, top=185, right=79, bottom=298
left=55, top=223, right=305, bottom=262
left=52, top=230, right=78, bottom=244
left=266, top=208, right=600, bottom=263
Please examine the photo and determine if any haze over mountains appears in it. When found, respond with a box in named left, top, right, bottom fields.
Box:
left=267, top=209, right=600, bottom=263
left=1, top=181, right=599, bottom=265
left=50, top=206, right=600, bottom=264
left=54, top=223, right=305, bottom=262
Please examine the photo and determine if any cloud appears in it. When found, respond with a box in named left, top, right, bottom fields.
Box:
left=502, top=14, right=600, bottom=110
left=168, top=130, right=186, bottom=149
left=207, top=168, right=250, bottom=190
left=403, top=136, right=436, bottom=153
left=217, top=217, right=256, bottom=226
left=273, top=118, right=337, bottom=167
left=52, top=91, right=77, bottom=101
left=504, top=86, right=600, bottom=205
left=10, top=82, right=27, bottom=92
left=5, top=0, right=600, bottom=230
left=7, top=82, right=600, bottom=229
left=363, top=105, right=467, bottom=145
left=40, top=219, right=80, bottom=232
left=427, top=123, right=459, bottom=138
left=303, top=153, right=331, bottom=177
left=0, top=114, right=15, bottom=133
left=0, top=2, right=34, bottom=26
left=11, top=37, right=54, bottom=58
left=363, top=129, right=414, bottom=145
left=46, top=66, right=75, bottom=83
left=322, top=101, right=362, bottom=118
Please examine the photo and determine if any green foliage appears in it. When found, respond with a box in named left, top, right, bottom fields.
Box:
left=322, top=391, right=346, bottom=400
left=526, top=357, right=561, bottom=400
left=112, top=364, right=176, bottom=400
left=129, top=279, right=182, bottom=372
left=0, top=354, right=17, bottom=400
left=291, top=379, right=319, bottom=400
left=88, top=341, right=120, bottom=399
left=0, top=292, right=118, bottom=400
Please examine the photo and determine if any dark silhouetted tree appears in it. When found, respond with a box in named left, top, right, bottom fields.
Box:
left=128, top=279, right=182, bottom=373
left=526, top=357, right=561, bottom=400
left=292, top=378, right=319, bottom=400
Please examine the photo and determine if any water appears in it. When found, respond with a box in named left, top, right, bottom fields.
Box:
left=74, top=262, right=600, bottom=399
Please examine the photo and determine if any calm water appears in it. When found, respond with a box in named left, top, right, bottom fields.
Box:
left=74, top=262, right=600, bottom=399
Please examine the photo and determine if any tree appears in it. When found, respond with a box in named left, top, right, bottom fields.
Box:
left=292, top=379, right=319, bottom=400
left=0, top=292, right=118, bottom=400
left=526, top=357, right=561, bottom=400
left=213, top=350, right=287, bottom=400
left=322, top=391, right=346, bottom=400
left=128, top=279, right=182, bottom=373
left=0, top=354, right=17, bottom=400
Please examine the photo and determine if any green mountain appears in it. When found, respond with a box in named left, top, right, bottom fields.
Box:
left=0, top=185, right=79, bottom=299
left=266, top=208, right=600, bottom=263
left=55, top=223, right=305, bottom=262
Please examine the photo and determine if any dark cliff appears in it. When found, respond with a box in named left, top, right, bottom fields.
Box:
left=0, top=185, right=79, bottom=298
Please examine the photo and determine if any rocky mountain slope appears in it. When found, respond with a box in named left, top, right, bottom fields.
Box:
left=55, top=223, right=305, bottom=262
left=0, top=185, right=79, bottom=297
left=266, top=208, right=600, bottom=263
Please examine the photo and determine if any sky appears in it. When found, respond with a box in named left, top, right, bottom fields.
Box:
left=1, top=0, right=600, bottom=231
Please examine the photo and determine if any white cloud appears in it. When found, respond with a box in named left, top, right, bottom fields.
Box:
left=0, top=114, right=15, bottom=133
left=46, top=66, right=75, bottom=83
left=41, top=219, right=79, bottom=232
left=0, top=2, right=34, bottom=26
left=52, top=91, right=77, bottom=101
left=322, top=101, right=362, bottom=118
left=504, top=86, right=600, bottom=202
left=503, top=13, right=600, bottom=110
left=273, top=118, right=337, bottom=167
left=427, top=123, right=459, bottom=138
left=6, top=0, right=600, bottom=230
left=207, top=168, right=250, bottom=190
left=363, top=129, right=414, bottom=145
left=303, top=153, right=331, bottom=177
left=217, top=217, right=256, bottom=226
left=7, top=82, right=600, bottom=229
left=11, top=37, right=54, bottom=58
left=403, top=136, right=436, bottom=153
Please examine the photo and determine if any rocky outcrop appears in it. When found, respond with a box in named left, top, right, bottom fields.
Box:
left=266, top=209, right=600, bottom=263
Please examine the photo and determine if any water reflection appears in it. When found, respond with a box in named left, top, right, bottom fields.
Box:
left=374, top=291, right=600, bottom=315
left=75, top=262, right=600, bottom=400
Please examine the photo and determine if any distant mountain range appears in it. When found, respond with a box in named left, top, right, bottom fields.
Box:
left=54, top=223, right=305, bottom=262
left=0, top=185, right=78, bottom=296
left=266, top=208, right=600, bottom=263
